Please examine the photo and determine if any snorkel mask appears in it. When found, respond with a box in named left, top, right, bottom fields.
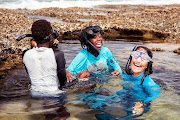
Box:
left=16, top=30, right=59, bottom=44
left=86, top=26, right=104, bottom=39
left=125, top=46, right=153, bottom=85
left=125, top=46, right=153, bottom=74
left=74, top=26, right=104, bottom=56
left=131, top=51, right=152, bottom=62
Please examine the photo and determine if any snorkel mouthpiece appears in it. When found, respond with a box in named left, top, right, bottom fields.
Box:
left=52, top=30, right=59, bottom=39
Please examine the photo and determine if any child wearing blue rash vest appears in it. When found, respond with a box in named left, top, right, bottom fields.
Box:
left=66, top=26, right=122, bottom=83
left=117, top=46, right=160, bottom=116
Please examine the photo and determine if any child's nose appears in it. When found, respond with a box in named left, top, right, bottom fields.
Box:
left=136, top=57, right=142, bottom=62
left=97, top=36, right=102, bottom=41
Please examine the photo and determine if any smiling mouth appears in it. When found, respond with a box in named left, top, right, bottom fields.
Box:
left=96, top=42, right=102, bottom=47
left=134, top=63, right=141, bottom=68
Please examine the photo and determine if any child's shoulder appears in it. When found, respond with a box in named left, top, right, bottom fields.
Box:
left=144, top=75, right=159, bottom=87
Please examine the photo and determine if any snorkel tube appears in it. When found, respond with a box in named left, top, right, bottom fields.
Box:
left=16, top=30, right=59, bottom=44
left=86, top=39, right=99, bottom=56
left=125, top=46, right=137, bottom=75
left=16, top=34, right=33, bottom=41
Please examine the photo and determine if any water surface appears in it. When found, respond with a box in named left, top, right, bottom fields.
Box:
left=0, top=39, right=180, bottom=119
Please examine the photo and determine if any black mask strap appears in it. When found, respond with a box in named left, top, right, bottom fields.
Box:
left=132, top=45, right=138, bottom=51
left=36, top=30, right=59, bottom=44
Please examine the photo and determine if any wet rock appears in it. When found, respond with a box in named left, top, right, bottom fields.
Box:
left=151, top=47, right=165, bottom=52
left=0, top=5, right=180, bottom=73
left=0, top=53, right=8, bottom=62
left=173, top=48, right=180, bottom=55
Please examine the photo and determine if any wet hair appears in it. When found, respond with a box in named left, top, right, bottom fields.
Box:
left=31, top=19, right=52, bottom=44
left=125, top=46, right=153, bottom=85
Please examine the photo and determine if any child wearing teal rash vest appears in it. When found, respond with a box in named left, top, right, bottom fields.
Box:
left=118, top=73, right=160, bottom=103
left=73, top=46, right=160, bottom=118
left=67, top=46, right=122, bottom=79
left=66, top=26, right=122, bottom=82
left=122, top=45, right=159, bottom=87
left=117, top=45, right=160, bottom=116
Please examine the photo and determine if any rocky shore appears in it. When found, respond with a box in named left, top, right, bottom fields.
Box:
left=0, top=4, right=180, bottom=77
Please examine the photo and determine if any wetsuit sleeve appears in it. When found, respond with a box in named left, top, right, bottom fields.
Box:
left=22, top=49, right=29, bottom=73
left=22, top=49, right=29, bottom=58
left=54, top=50, right=67, bottom=88
left=105, top=47, right=122, bottom=75
left=66, top=50, right=87, bottom=77
left=142, top=76, right=160, bottom=103
left=143, top=86, right=160, bottom=103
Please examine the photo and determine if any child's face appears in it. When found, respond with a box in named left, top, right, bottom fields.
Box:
left=131, top=48, right=149, bottom=77
left=90, top=34, right=103, bottom=50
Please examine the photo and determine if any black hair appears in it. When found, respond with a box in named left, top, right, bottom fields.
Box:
left=31, top=19, right=53, bottom=44
left=125, top=46, right=153, bottom=85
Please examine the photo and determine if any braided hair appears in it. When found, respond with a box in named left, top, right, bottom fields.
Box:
left=125, top=46, right=153, bottom=85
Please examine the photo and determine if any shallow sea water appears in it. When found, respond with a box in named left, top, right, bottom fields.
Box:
left=0, top=39, right=180, bottom=120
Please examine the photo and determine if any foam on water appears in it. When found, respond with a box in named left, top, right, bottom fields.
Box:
left=0, top=0, right=179, bottom=10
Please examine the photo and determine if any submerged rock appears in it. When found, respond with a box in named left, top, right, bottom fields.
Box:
left=173, top=48, right=180, bottom=55
left=151, top=47, right=165, bottom=52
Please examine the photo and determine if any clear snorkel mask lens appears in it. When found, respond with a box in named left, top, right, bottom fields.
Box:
left=131, top=51, right=152, bottom=62
left=86, top=26, right=103, bottom=38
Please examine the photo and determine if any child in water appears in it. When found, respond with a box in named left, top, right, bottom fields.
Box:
left=66, top=26, right=122, bottom=82
left=75, top=46, right=160, bottom=119
left=18, top=19, right=67, bottom=97
left=117, top=45, right=160, bottom=116
left=123, top=45, right=159, bottom=87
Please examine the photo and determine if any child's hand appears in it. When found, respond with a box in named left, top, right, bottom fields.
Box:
left=78, top=70, right=90, bottom=81
left=66, top=70, right=74, bottom=83
left=132, top=102, right=144, bottom=116
left=31, top=40, right=37, bottom=48
left=111, top=70, right=120, bottom=77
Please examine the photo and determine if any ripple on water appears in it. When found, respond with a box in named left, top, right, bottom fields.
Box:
left=0, top=40, right=180, bottom=119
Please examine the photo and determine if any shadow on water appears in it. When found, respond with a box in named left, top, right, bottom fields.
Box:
left=0, top=67, right=30, bottom=99
left=0, top=39, right=180, bottom=119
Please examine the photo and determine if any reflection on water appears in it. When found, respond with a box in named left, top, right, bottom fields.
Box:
left=0, top=39, right=180, bottom=119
